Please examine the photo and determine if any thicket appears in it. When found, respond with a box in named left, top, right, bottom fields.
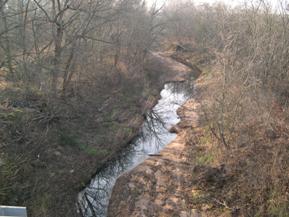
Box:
left=0, top=0, right=165, bottom=216
left=162, top=0, right=289, bottom=215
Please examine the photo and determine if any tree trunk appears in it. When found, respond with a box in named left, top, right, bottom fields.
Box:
left=1, top=5, right=14, bottom=79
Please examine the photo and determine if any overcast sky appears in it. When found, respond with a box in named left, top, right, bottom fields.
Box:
left=146, top=0, right=283, bottom=10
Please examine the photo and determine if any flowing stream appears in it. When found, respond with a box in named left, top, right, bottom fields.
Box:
left=78, top=82, right=193, bottom=217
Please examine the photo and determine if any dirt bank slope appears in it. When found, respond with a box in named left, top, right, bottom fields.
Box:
left=108, top=87, right=201, bottom=217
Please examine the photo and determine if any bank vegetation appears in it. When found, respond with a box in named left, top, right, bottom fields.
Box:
left=162, top=0, right=289, bottom=216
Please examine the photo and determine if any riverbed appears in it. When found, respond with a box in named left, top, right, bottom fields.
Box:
left=78, top=82, right=193, bottom=217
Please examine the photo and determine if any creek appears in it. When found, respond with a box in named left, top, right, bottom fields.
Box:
left=78, top=82, right=193, bottom=217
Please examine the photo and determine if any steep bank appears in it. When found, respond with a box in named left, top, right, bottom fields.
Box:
left=0, top=52, right=195, bottom=217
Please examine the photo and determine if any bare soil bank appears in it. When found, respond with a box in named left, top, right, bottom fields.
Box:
left=108, top=95, right=201, bottom=217
left=107, top=48, right=207, bottom=217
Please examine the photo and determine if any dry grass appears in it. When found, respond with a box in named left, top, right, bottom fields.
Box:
left=186, top=64, right=289, bottom=217
left=166, top=20, right=289, bottom=213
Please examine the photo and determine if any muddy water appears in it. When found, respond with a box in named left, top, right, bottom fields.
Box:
left=78, top=82, right=193, bottom=217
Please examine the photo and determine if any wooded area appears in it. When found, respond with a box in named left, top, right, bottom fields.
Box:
left=1, top=0, right=289, bottom=216
left=0, top=0, right=167, bottom=216
left=0, top=0, right=164, bottom=94
left=162, top=1, right=289, bottom=216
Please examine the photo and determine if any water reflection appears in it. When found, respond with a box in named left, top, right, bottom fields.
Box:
left=78, top=81, right=193, bottom=217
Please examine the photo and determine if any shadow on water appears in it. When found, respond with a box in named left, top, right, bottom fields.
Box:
left=77, top=81, right=193, bottom=217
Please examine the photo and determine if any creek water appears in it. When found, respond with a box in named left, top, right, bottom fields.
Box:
left=78, top=82, right=193, bottom=217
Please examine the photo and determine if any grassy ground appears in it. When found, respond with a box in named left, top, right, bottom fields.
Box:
left=187, top=71, right=289, bottom=217
left=0, top=80, right=154, bottom=217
